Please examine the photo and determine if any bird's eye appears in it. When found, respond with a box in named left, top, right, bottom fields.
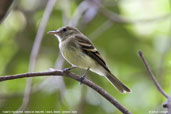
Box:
left=63, top=28, right=67, bottom=32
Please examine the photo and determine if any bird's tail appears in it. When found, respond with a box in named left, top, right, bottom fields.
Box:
left=105, top=72, right=131, bottom=93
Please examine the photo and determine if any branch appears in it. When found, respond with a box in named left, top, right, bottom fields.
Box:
left=95, top=1, right=171, bottom=24
left=68, top=0, right=89, bottom=26
left=0, top=70, right=132, bottom=114
left=19, top=0, right=56, bottom=111
left=89, top=20, right=113, bottom=40
left=138, top=51, right=168, bottom=98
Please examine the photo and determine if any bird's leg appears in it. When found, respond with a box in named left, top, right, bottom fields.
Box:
left=80, top=67, right=90, bottom=84
left=63, top=66, right=77, bottom=73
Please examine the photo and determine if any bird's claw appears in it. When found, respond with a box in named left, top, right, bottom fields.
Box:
left=80, top=76, right=85, bottom=84
left=80, top=67, right=90, bottom=84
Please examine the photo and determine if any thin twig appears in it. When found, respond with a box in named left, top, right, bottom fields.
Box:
left=95, top=1, right=171, bottom=24
left=0, top=70, right=132, bottom=114
left=100, top=8, right=171, bottom=24
left=19, top=0, right=56, bottom=111
left=89, top=20, right=113, bottom=40
left=68, top=0, right=89, bottom=26
left=138, top=50, right=168, bottom=98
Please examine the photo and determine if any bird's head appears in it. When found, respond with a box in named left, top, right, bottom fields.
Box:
left=48, top=26, right=80, bottom=42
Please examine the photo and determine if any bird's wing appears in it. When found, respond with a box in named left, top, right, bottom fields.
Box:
left=75, top=35, right=110, bottom=73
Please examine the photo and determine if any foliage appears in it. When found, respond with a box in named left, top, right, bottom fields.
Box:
left=0, top=0, right=170, bottom=114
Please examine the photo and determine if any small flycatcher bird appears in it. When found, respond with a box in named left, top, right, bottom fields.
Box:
left=48, top=26, right=131, bottom=93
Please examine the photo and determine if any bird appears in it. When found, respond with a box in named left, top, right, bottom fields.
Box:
left=48, top=26, right=131, bottom=93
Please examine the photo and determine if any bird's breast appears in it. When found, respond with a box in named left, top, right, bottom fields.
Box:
left=59, top=40, right=96, bottom=69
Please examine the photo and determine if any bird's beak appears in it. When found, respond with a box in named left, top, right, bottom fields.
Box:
left=47, top=30, right=60, bottom=35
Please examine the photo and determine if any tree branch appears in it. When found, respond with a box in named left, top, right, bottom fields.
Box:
left=138, top=51, right=168, bottom=98
left=95, top=1, right=171, bottom=24
left=89, top=20, right=113, bottom=40
left=19, top=0, right=57, bottom=111
left=0, top=70, right=132, bottom=114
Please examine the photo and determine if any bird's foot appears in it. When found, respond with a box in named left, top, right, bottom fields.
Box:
left=80, top=76, right=85, bottom=84
left=80, top=67, right=90, bottom=84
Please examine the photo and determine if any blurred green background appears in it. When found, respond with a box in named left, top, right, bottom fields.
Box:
left=0, top=0, right=170, bottom=114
